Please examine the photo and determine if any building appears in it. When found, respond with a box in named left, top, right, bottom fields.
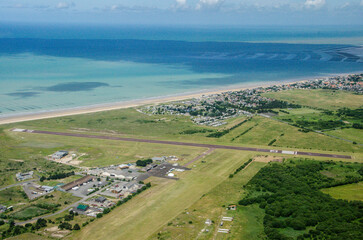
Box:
left=61, top=175, right=94, bottom=191
left=77, top=204, right=89, bottom=212
left=95, top=196, right=107, bottom=203
left=152, top=156, right=166, bottom=162
left=41, top=186, right=54, bottom=193
left=16, top=171, right=33, bottom=181
left=51, top=150, right=69, bottom=160
left=123, top=182, right=141, bottom=193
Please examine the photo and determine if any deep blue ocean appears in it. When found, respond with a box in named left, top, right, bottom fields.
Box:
left=0, top=24, right=362, bottom=116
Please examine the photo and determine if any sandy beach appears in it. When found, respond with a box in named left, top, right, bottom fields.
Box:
left=0, top=73, right=357, bottom=125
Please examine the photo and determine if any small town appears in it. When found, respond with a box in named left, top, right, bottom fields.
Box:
left=140, top=74, right=363, bottom=126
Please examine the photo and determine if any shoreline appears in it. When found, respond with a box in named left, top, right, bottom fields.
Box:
left=0, top=72, right=359, bottom=125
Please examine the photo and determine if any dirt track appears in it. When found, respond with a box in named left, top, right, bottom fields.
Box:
left=26, top=130, right=352, bottom=159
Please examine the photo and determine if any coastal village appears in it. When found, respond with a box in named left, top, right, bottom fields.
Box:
left=140, top=74, right=363, bottom=126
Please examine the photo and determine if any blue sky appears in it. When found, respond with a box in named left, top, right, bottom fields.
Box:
left=1, top=0, right=363, bottom=25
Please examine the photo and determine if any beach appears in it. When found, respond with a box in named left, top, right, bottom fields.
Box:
left=0, top=74, right=354, bottom=125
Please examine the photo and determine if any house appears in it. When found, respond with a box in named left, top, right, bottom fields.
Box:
left=51, top=150, right=69, bottom=160
left=77, top=204, right=89, bottom=212
left=16, top=171, right=33, bottom=181
left=95, top=196, right=107, bottom=203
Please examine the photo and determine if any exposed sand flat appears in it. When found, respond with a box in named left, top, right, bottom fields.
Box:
left=0, top=73, right=359, bottom=125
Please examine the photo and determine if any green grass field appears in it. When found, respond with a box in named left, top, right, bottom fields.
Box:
left=321, top=182, right=363, bottom=201
left=262, top=89, right=363, bottom=110
left=70, top=149, right=256, bottom=240
left=326, top=128, right=363, bottom=144
left=148, top=161, right=267, bottom=240
left=7, top=233, right=50, bottom=240
left=7, top=130, right=207, bottom=167
left=11, top=206, right=48, bottom=220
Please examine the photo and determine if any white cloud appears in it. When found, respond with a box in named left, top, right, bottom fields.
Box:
left=56, top=2, right=74, bottom=9
left=176, top=0, right=187, bottom=5
left=196, top=0, right=222, bottom=10
left=304, top=0, right=326, bottom=9
left=361, top=0, right=363, bottom=6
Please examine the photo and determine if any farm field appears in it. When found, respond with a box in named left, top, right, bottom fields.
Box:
left=262, top=89, right=363, bottom=110
left=70, top=149, right=254, bottom=240
left=321, top=182, right=363, bottom=201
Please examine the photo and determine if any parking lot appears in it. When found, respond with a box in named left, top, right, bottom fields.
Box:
left=147, top=163, right=190, bottom=180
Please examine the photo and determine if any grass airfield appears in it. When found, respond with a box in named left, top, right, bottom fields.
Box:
left=0, top=88, right=361, bottom=239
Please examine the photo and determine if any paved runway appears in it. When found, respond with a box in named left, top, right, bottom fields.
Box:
left=25, top=130, right=352, bottom=159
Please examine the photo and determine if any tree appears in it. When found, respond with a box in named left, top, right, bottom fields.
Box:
left=58, top=222, right=72, bottom=230
left=73, top=223, right=81, bottom=230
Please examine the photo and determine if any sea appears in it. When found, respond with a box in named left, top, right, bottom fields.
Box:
left=0, top=24, right=362, bottom=117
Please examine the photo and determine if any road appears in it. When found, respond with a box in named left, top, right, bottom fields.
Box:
left=0, top=178, right=38, bottom=192
left=16, top=190, right=100, bottom=225
left=24, top=129, right=351, bottom=159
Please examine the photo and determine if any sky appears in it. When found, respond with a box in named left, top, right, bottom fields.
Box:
left=1, top=0, right=363, bottom=26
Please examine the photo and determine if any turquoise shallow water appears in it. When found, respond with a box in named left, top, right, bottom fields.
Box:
left=0, top=54, right=229, bottom=115
left=0, top=25, right=362, bottom=116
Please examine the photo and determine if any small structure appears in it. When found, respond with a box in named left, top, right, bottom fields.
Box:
left=152, top=156, right=166, bottom=162
left=221, top=217, right=233, bottom=222
left=51, top=150, right=69, bottom=160
left=95, top=196, right=107, bottom=203
left=205, top=219, right=212, bottom=226
left=77, top=204, right=89, bottom=212
left=118, top=164, right=129, bottom=169
left=218, top=228, right=230, bottom=233
left=0, top=205, right=7, bottom=213
left=228, top=204, right=237, bottom=211
left=16, top=171, right=33, bottom=181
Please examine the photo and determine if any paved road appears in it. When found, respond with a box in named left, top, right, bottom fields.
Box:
left=25, top=130, right=351, bottom=159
